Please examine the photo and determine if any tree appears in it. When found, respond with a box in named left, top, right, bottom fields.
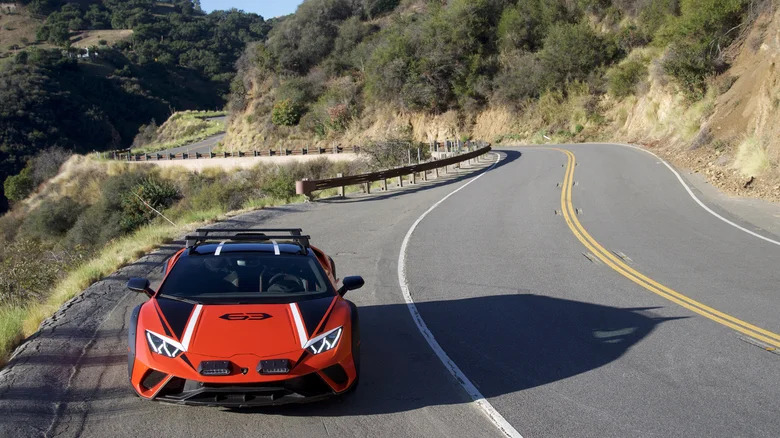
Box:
left=3, top=168, right=34, bottom=203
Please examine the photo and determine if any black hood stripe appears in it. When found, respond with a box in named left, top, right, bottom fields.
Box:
left=154, top=307, right=173, bottom=337
left=298, top=296, right=336, bottom=338
left=156, top=298, right=195, bottom=340
left=180, top=354, right=195, bottom=370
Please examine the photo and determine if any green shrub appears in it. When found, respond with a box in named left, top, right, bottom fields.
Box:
left=21, top=197, right=85, bottom=240
left=493, top=50, right=545, bottom=104
left=119, top=176, right=180, bottom=231
left=0, top=239, right=81, bottom=305
left=261, top=167, right=297, bottom=200
left=64, top=203, right=123, bottom=249
left=608, top=57, right=648, bottom=98
left=657, top=0, right=747, bottom=99
left=362, top=0, right=399, bottom=18
left=3, top=168, right=34, bottom=203
left=538, top=22, right=616, bottom=88
left=271, top=99, right=304, bottom=126
left=662, top=42, right=713, bottom=100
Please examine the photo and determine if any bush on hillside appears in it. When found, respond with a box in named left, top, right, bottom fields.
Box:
left=662, top=42, right=713, bottom=100
left=493, top=50, right=546, bottom=105
left=21, top=197, right=85, bottom=240
left=261, top=167, right=298, bottom=200
left=119, top=176, right=180, bottom=232
left=272, top=99, right=305, bottom=127
left=361, top=0, right=400, bottom=18
left=608, top=57, right=648, bottom=98
left=362, top=139, right=422, bottom=169
left=3, top=168, right=34, bottom=203
left=657, top=0, right=747, bottom=99
left=538, top=22, right=617, bottom=88
left=0, top=239, right=80, bottom=305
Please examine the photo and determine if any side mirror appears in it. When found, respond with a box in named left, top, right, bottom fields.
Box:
left=127, top=278, right=152, bottom=297
left=337, top=276, right=364, bottom=296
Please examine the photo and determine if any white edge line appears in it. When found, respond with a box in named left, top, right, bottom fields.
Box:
left=290, top=303, right=308, bottom=348
left=611, top=143, right=780, bottom=247
left=397, top=152, right=523, bottom=438
left=271, top=240, right=281, bottom=255
left=214, top=240, right=227, bottom=256
left=180, top=304, right=202, bottom=350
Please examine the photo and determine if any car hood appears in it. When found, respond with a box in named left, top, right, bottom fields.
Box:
left=153, top=296, right=336, bottom=357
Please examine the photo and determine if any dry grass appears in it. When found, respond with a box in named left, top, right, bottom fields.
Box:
left=0, top=7, right=45, bottom=54
left=132, top=111, right=226, bottom=154
left=0, top=306, right=26, bottom=367
left=734, top=136, right=770, bottom=176
left=69, top=29, right=133, bottom=48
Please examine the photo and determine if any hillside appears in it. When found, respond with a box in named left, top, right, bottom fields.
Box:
left=0, top=0, right=274, bottom=211
left=225, top=0, right=779, bottom=202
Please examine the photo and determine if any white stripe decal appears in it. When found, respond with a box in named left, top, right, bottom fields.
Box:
left=214, top=240, right=227, bottom=256
left=397, top=152, right=523, bottom=438
left=271, top=240, right=281, bottom=255
left=290, top=303, right=308, bottom=348
left=181, top=304, right=202, bottom=350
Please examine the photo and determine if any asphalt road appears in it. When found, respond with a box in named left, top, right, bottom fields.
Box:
left=154, top=116, right=226, bottom=157
left=1, top=144, right=778, bottom=437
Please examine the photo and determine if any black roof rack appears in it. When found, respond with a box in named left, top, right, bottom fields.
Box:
left=185, top=228, right=310, bottom=254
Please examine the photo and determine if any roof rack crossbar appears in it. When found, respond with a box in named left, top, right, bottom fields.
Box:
left=185, top=232, right=310, bottom=254
left=195, top=228, right=302, bottom=235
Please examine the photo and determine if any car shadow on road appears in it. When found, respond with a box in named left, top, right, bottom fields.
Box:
left=0, top=294, right=685, bottom=423
left=240, top=293, right=685, bottom=417
left=317, top=150, right=522, bottom=204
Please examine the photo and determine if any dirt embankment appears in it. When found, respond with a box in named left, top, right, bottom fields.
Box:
left=611, top=6, right=780, bottom=203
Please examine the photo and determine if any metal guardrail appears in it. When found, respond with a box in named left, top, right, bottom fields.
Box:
left=295, top=145, right=492, bottom=198
left=116, top=146, right=360, bottom=161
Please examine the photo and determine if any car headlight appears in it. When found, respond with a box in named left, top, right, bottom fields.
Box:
left=305, top=327, right=342, bottom=355
left=146, top=330, right=185, bottom=358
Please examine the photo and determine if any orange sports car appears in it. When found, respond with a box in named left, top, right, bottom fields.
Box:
left=126, top=228, right=364, bottom=407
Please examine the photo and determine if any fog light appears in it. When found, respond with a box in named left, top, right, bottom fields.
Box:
left=198, top=360, right=231, bottom=376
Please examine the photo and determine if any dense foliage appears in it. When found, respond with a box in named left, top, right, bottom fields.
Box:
left=1, top=1, right=274, bottom=210
left=230, top=0, right=751, bottom=136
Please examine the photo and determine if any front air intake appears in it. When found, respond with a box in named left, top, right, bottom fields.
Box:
left=198, top=361, right=232, bottom=376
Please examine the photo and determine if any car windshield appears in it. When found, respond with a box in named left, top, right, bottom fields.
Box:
left=158, top=253, right=333, bottom=303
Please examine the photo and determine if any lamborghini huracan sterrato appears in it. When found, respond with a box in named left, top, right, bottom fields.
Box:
left=126, top=228, right=364, bottom=407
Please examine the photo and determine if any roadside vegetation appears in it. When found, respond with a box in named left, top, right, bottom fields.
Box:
left=131, top=110, right=227, bottom=154
left=0, top=0, right=274, bottom=211
left=226, top=0, right=778, bottom=199
left=0, top=153, right=368, bottom=366
left=229, top=0, right=752, bottom=142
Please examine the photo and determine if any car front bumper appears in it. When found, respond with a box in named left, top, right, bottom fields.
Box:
left=150, top=369, right=347, bottom=407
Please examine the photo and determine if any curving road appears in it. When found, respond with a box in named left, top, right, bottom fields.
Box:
left=152, top=116, right=226, bottom=157
left=1, top=145, right=778, bottom=437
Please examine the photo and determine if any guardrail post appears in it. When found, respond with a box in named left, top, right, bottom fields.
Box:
left=363, top=182, right=370, bottom=194
left=435, top=167, right=439, bottom=178
left=411, top=171, right=416, bottom=185
left=381, top=178, right=388, bottom=191
left=422, top=169, right=428, bottom=181
left=397, top=175, right=403, bottom=188
left=337, top=173, right=344, bottom=198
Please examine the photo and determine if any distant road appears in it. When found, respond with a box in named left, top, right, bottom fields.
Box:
left=153, top=116, right=226, bottom=156
left=2, top=144, right=779, bottom=437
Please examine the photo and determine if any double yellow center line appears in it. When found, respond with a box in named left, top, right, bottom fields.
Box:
left=554, top=148, right=780, bottom=349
